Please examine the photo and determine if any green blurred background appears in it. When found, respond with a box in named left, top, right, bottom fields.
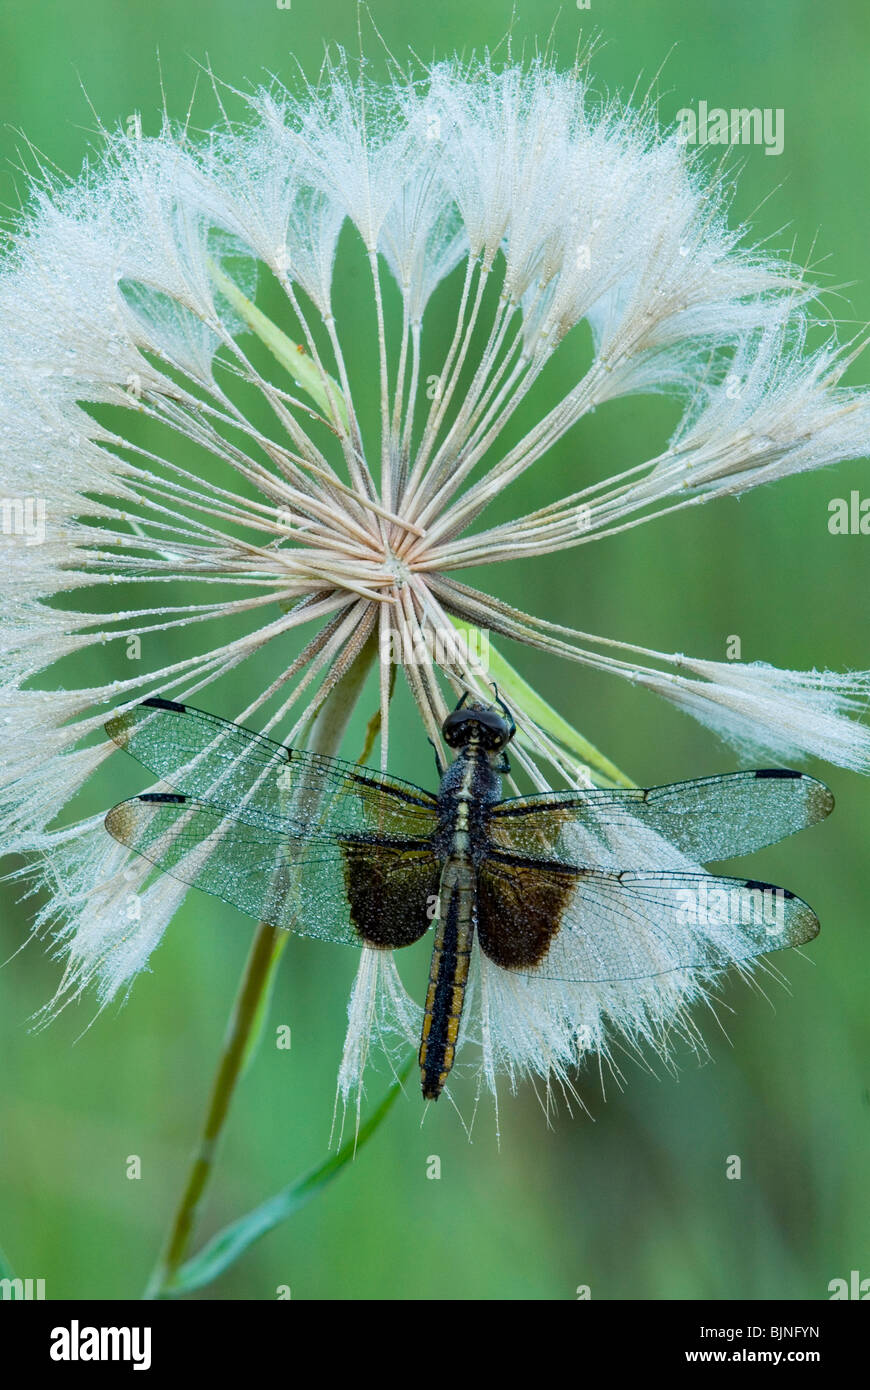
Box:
left=1, top=0, right=868, bottom=1300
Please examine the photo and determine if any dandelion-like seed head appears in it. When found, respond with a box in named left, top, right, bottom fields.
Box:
left=3, top=50, right=869, bottom=1109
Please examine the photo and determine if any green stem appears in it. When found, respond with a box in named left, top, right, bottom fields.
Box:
left=143, top=635, right=378, bottom=1299
left=143, top=920, right=282, bottom=1299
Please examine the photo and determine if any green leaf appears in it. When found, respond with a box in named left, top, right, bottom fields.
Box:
left=208, top=258, right=349, bottom=430
left=163, top=1053, right=415, bottom=1296
left=449, top=618, right=635, bottom=787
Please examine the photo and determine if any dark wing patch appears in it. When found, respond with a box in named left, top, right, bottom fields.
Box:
left=342, top=838, right=440, bottom=948
left=105, top=794, right=436, bottom=950
left=106, top=699, right=438, bottom=841
left=489, top=771, right=834, bottom=867
left=476, top=856, right=819, bottom=983
left=477, top=853, right=584, bottom=968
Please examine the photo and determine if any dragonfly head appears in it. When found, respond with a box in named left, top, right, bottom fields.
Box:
left=442, top=695, right=516, bottom=753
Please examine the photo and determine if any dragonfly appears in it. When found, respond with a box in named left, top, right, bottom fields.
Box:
left=104, top=695, right=834, bottom=1100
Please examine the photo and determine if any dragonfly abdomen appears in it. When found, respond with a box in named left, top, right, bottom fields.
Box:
left=419, top=859, right=474, bottom=1100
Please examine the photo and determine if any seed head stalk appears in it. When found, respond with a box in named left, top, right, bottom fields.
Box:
left=143, top=632, right=378, bottom=1298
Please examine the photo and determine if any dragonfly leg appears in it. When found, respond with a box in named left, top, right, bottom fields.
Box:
left=491, top=682, right=516, bottom=739
left=428, top=736, right=446, bottom=778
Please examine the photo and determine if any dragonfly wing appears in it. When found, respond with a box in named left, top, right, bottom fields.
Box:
left=489, top=770, right=834, bottom=867
left=477, top=853, right=819, bottom=982
left=105, top=793, right=439, bottom=949
left=106, top=698, right=439, bottom=840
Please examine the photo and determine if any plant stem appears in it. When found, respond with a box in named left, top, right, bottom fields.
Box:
left=143, top=920, right=281, bottom=1298
left=143, top=634, right=378, bottom=1299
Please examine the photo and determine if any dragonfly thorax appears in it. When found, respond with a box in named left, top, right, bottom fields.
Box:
left=436, top=742, right=504, bottom=825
